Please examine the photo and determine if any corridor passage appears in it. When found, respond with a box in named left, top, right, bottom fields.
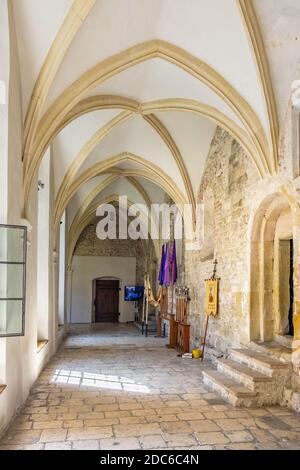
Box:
left=1, top=324, right=300, bottom=450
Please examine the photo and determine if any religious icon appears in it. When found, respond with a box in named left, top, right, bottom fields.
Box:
left=205, top=279, right=219, bottom=316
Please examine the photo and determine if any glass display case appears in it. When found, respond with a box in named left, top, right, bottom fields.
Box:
left=0, top=224, right=27, bottom=337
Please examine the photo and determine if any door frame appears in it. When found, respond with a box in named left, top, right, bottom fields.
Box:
left=250, top=193, right=296, bottom=342
left=92, top=276, right=120, bottom=323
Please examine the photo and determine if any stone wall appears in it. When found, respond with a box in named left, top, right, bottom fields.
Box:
left=185, top=127, right=259, bottom=353
left=74, top=222, right=156, bottom=286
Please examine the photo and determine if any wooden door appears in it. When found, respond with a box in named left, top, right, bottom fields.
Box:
left=95, top=279, right=119, bottom=323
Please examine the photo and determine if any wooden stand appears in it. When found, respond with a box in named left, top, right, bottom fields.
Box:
left=168, top=315, right=178, bottom=348
left=167, top=286, right=190, bottom=354
left=177, top=323, right=190, bottom=354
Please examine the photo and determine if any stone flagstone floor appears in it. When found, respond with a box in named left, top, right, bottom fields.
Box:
left=1, top=323, right=300, bottom=450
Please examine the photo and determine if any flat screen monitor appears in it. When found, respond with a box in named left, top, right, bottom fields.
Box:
left=124, top=285, right=144, bottom=301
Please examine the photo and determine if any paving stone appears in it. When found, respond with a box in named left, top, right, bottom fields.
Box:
left=11, top=422, right=33, bottom=431
left=188, top=400, right=211, bottom=408
left=114, top=423, right=161, bottom=437
left=225, top=431, right=254, bottom=443
left=279, top=415, right=300, bottom=428
left=24, top=443, right=45, bottom=450
left=3, top=431, right=41, bottom=445
left=203, top=411, right=227, bottom=420
left=206, top=398, right=228, bottom=406
left=57, top=413, right=78, bottom=421
left=238, top=418, right=259, bottom=429
left=93, top=404, right=119, bottom=412
left=266, top=407, right=294, bottom=416
left=189, top=420, right=221, bottom=433
left=83, top=418, right=119, bottom=427
left=0, top=445, right=24, bottom=450
left=39, top=429, right=67, bottom=443
left=147, top=414, right=178, bottom=423
left=181, top=393, right=206, bottom=401
left=139, top=435, right=168, bottom=449
left=247, top=409, right=270, bottom=417
left=33, top=421, right=64, bottom=430
left=104, top=410, right=130, bottom=418
left=214, top=419, right=245, bottom=431
left=45, top=442, right=72, bottom=450
left=225, top=410, right=251, bottom=419
left=226, top=443, right=256, bottom=450
left=72, top=440, right=99, bottom=450
left=162, top=433, right=198, bottom=447
left=196, top=432, right=230, bottom=445
left=1, top=324, right=300, bottom=451
left=100, top=437, right=141, bottom=450
left=119, top=402, right=143, bottom=411
left=269, top=429, right=300, bottom=441
left=63, top=420, right=84, bottom=428
left=250, top=429, right=275, bottom=442
left=67, top=427, right=113, bottom=440
left=131, top=409, right=157, bottom=417
left=30, top=413, right=58, bottom=422
left=77, top=412, right=105, bottom=419
left=119, top=416, right=147, bottom=424
left=155, top=407, right=183, bottom=415
left=166, top=400, right=190, bottom=408
left=160, top=421, right=192, bottom=434
left=85, top=396, right=116, bottom=405
left=258, top=415, right=291, bottom=431
left=177, top=412, right=205, bottom=421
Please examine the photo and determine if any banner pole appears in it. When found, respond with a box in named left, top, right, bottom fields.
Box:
left=201, top=315, right=209, bottom=362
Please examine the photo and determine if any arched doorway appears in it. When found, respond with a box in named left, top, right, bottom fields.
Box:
left=250, top=192, right=297, bottom=343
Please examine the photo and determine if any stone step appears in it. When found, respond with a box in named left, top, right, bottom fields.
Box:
left=202, top=370, right=258, bottom=407
left=274, top=335, right=294, bottom=349
left=217, top=358, right=272, bottom=391
left=250, top=341, right=293, bottom=363
left=230, top=348, right=288, bottom=377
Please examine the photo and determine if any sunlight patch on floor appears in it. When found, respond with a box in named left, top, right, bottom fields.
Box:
left=51, top=368, right=151, bottom=393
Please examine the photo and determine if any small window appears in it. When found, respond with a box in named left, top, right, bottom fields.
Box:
left=0, top=224, right=27, bottom=337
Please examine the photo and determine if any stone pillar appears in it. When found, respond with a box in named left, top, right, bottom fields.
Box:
left=66, top=269, right=73, bottom=325
left=52, top=250, right=59, bottom=349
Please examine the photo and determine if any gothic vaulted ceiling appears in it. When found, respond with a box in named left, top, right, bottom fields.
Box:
left=11, top=0, right=300, bottom=247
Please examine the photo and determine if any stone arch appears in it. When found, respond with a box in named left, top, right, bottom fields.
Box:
left=23, top=39, right=273, bottom=212
left=67, top=194, right=159, bottom=268
left=53, top=153, right=190, bottom=235
left=250, top=191, right=300, bottom=343
left=52, top=107, right=195, bottom=222
left=30, top=95, right=261, bottom=194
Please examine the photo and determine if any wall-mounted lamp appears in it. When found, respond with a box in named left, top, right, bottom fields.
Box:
left=38, top=180, right=45, bottom=191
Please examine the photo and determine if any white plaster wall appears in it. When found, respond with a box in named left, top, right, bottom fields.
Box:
left=71, top=256, right=136, bottom=324
left=0, top=1, right=36, bottom=435
left=0, top=3, right=64, bottom=436
left=37, top=149, right=51, bottom=340
left=0, top=0, right=9, bottom=225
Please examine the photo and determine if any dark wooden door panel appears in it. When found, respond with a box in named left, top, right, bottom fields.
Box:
left=95, top=280, right=119, bottom=323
